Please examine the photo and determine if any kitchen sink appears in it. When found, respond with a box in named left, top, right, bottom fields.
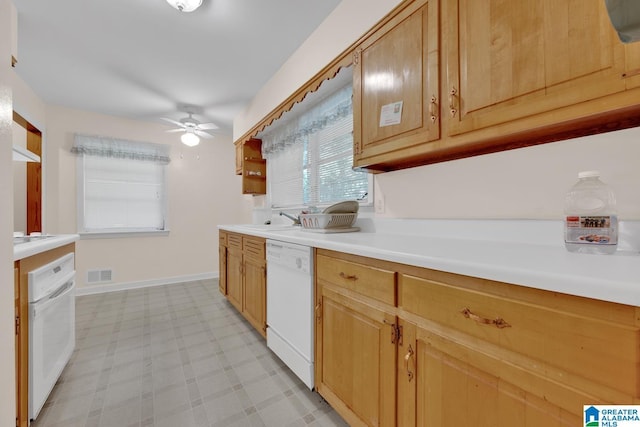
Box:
left=235, top=224, right=300, bottom=231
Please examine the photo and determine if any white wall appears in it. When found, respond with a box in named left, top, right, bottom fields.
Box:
left=375, top=127, right=640, bottom=220
left=44, top=105, right=251, bottom=291
left=0, top=0, right=16, bottom=423
left=234, top=0, right=403, bottom=138
left=235, top=0, right=640, bottom=222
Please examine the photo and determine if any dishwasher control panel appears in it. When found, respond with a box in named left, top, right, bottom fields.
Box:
left=266, top=240, right=312, bottom=274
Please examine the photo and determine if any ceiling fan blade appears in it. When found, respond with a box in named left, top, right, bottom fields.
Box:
left=160, top=117, right=185, bottom=127
left=197, top=122, right=219, bottom=130
left=195, top=130, right=214, bottom=139
left=165, top=128, right=184, bottom=133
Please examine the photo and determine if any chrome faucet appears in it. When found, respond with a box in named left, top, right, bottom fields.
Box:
left=279, top=211, right=301, bottom=225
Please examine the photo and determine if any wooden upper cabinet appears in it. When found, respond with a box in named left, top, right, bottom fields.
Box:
left=236, top=138, right=266, bottom=195
left=234, top=141, right=242, bottom=175
left=353, top=0, right=439, bottom=171
left=623, top=41, right=640, bottom=90
left=444, top=0, right=637, bottom=138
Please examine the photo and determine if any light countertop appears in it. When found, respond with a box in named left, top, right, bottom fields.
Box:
left=14, top=234, right=80, bottom=261
left=219, top=219, right=640, bottom=307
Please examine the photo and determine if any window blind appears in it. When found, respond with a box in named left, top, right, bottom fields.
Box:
left=72, top=135, right=170, bottom=233
left=261, top=80, right=369, bottom=208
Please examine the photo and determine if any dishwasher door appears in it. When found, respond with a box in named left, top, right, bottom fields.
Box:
left=266, top=240, right=314, bottom=389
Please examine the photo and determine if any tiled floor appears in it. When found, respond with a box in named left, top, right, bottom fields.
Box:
left=32, top=280, right=349, bottom=427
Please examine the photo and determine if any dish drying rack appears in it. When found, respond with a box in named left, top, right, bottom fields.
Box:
left=299, top=213, right=357, bottom=230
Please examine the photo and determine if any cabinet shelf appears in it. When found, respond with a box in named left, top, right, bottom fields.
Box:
left=235, top=139, right=266, bottom=195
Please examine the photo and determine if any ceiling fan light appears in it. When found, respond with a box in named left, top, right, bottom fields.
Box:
left=166, top=0, right=203, bottom=13
left=181, top=132, right=200, bottom=146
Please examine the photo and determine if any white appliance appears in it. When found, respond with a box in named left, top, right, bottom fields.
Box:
left=266, top=240, right=314, bottom=389
left=28, top=252, right=76, bottom=420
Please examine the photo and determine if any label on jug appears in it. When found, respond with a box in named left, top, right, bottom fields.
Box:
left=565, top=215, right=618, bottom=245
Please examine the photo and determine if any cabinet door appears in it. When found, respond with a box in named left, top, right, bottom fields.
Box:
left=234, top=141, right=242, bottom=175
left=407, top=324, right=583, bottom=427
left=316, top=285, right=397, bottom=427
left=218, top=245, right=227, bottom=296
left=622, top=41, right=640, bottom=89
left=353, top=0, right=439, bottom=169
left=243, top=257, right=266, bottom=337
left=444, top=0, right=630, bottom=137
left=226, top=249, right=243, bottom=312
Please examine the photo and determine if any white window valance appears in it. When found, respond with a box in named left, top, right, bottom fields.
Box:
left=261, top=84, right=353, bottom=157
left=71, top=134, right=171, bottom=164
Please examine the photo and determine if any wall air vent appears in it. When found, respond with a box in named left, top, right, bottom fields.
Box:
left=87, top=269, right=113, bottom=284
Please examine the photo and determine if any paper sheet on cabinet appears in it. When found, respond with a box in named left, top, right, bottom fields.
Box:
left=379, top=101, right=403, bottom=127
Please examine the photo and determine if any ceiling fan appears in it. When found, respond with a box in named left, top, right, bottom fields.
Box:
left=161, top=112, right=219, bottom=147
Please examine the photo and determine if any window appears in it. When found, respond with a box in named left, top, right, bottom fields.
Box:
left=260, top=72, right=371, bottom=208
left=72, top=135, right=170, bottom=234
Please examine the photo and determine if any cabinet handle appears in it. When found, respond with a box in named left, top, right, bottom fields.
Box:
left=449, top=87, right=458, bottom=117
left=339, top=272, right=358, bottom=281
left=404, top=344, right=415, bottom=382
left=429, top=96, right=438, bottom=123
left=460, top=307, right=511, bottom=329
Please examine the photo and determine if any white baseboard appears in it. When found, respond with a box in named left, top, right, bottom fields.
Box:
left=75, top=271, right=219, bottom=296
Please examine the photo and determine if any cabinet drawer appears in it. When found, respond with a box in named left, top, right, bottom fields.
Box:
left=218, top=231, right=227, bottom=246
left=317, top=253, right=396, bottom=306
left=399, top=274, right=640, bottom=397
left=227, top=233, right=242, bottom=251
left=243, top=236, right=265, bottom=261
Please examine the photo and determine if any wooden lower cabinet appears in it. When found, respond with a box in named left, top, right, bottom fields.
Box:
left=226, top=245, right=243, bottom=312
left=218, top=231, right=228, bottom=296
left=242, top=254, right=266, bottom=335
left=316, top=249, right=640, bottom=427
left=219, top=231, right=267, bottom=337
left=316, top=285, right=397, bottom=427
left=399, top=320, right=581, bottom=426
left=315, top=250, right=398, bottom=426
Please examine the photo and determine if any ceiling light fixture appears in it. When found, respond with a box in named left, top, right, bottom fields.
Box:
left=166, top=0, right=203, bottom=12
left=180, top=131, right=200, bottom=147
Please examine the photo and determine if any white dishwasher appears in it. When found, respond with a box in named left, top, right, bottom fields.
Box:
left=266, top=240, right=314, bottom=389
